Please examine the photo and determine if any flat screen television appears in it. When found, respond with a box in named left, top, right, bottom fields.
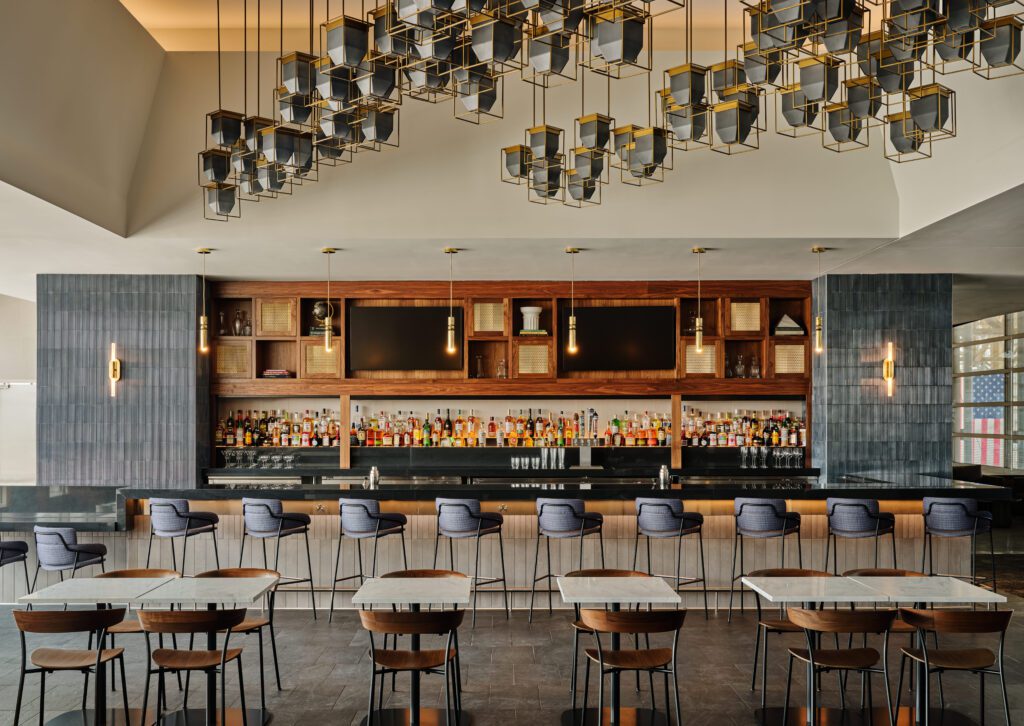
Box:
left=559, top=305, right=676, bottom=372
left=348, top=307, right=464, bottom=371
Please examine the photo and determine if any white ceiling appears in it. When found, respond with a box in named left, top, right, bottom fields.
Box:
left=0, top=0, right=1022, bottom=322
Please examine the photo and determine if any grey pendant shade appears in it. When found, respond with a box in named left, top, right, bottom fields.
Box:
left=326, top=16, right=371, bottom=67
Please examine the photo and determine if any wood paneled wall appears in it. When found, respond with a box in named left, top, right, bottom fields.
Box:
left=0, top=507, right=969, bottom=610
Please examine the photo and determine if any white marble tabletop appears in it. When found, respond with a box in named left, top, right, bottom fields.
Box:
left=18, top=577, right=176, bottom=605
left=848, top=576, right=1007, bottom=604
left=134, top=577, right=278, bottom=606
left=557, top=576, right=682, bottom=605
left=352, top=576, right=472, bottom=606
left=741, top=576, right=891, bottom=604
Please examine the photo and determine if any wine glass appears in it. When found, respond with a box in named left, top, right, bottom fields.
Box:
left=740, top=445, right=749, bottom=469
left=759, top=446, right=768, bottom=468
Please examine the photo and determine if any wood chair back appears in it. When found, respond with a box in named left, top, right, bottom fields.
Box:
left=380, top=569, right=467, bottom=579
left=579, top=608, right=686, bottom=635
left=787, top=608, right=896, bottom=634
left=566, top=569, right=650, bottom=578
left=359, top=609, right=465, bottom=635
left=842, top=568, right=925, bottom=577
left=97, top=568, right=180, bottom=579
left=196, top=567, right=280, bottom=579
left=14, top=608, right=126, bottom=634
left=899, top=608, right=1013, bottom=634
left=749, top=568, right=831, bottom=578
left=138, top=608, right=247, bottom=635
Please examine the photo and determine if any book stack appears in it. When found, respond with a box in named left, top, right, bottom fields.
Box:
left=261, top=369, right=293, bottom=379
left=308, top=326, right=328, bottom=337
left=518, top=329, right=548, bottom=336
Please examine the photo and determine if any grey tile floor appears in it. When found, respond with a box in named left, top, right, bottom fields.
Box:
left=1, top=601, right=1022, bottom=726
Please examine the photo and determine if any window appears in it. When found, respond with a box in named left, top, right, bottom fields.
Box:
left=953, top=311, right=1023, bottom=470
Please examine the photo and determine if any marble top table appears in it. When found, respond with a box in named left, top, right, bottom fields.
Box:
left=741, top=576, right=891, bottom=604
left=558, top=576, right=681, bottom=726
left=353, top=576, right=472, bottom=726
left=17, top=576, right=175, bottom=605
left=135, top=576, right=278, bottom=606
left=847, top=575, right=1007, bottom=604
left=351, top=576, right=471, bottom=607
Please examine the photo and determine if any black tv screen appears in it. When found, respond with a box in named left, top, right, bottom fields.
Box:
left=559, top=305, right=676, bottom=371
left=348, top=307, right=464, bottom=371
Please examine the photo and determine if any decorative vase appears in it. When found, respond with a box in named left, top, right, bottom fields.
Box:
left=521, top=306, right=543, bottom=332
left=233, top=310, right=243, bottom=336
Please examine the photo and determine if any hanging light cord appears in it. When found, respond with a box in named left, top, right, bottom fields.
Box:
left=202, top=253, right=208, bottom=315
left=327, top=252, right=332, bottom=311
left=570, top=253, right=576, bottom=317
left=243, top=0, right=247, bottom=115
left=257, top=0, right=261, bottom=116
left=216, top=0, right=223, bottom=109
left=448, top=252, right=454, bottom=317
left=697, top=251, right=701, bottom=309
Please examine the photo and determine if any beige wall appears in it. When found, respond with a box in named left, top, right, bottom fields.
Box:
left=0, top=294, right=36, bottom=484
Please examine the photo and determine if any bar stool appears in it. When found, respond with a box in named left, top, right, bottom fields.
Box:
left=197, top=568, right=282, bottom=715
left=146, top=498, right=221, bottom=576
left=824, top=497, right=897, bottom=574
left=240, top=497, right=317, bottom=618
left=12, top=608, right=130, bottom=726
left=138, top=608, right=250, bottom=724
left=728, top=498, right=801, bottom=622
left=433, top=497, right=510, bottom=625
left=529, top=498, right=605, bottom=623
left=896, top=608, right=1013, bottom=725
left=329, top=498, right=409, bottom=622
left=921, top=497, right=996, bottom=591
left=749, top=568, right=832, bottom=708
left=0, top=539, right=31, bottom=598
left=782, top=608, right=897, bottom=726
left=359, top=609, right=465, bottom=725
left=578, top=608, right=686, bottom=726
left=633, top=498, right=709, bottom=618
left=32, top=526, right=107, bottom=592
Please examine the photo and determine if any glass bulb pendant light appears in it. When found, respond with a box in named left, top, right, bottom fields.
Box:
left=197, top=248, right=212, bottom=353
left=322, top=247, right=337, bottom=353
left=444, top=247, right=459, bottom=355
left=566, top=247, right=580, bottom=354
left=692, top=247, right=706, bottom=353
left=812, top=246, right=825, bottom=354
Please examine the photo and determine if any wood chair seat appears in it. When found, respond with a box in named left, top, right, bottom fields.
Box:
left=235, top=616, right=271, bottom=633
left=788, top=647, right=880, bottom=670
left=900, top=647, right=996, bottom=671
left=107, top=619, right=143, bottom=635
left=572, top=619, right=594, bottom=633
left=890, top=620, right=917, bottom=634
left=584, top=647, right=673, bottom=670
left=152, top=648, right=243, bottom=671
left=759, top=617, right=801, bottom=633
left=32, top=647, right=124, bottom=671
left=372, top=648, right=456, bottom=671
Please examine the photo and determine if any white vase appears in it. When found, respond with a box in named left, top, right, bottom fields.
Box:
left=520, top=306, right=542, bottom=331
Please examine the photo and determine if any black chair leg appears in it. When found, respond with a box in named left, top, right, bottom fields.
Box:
left=529, top=532, right=541, bottom=623
left=119, top=655, right=130, bottom=725
left=546, top=535, right=554, bottom=615
left=498, top=530, right=510, bottom=619
left=212, top=530, right=221, bottom=569
left=304, top=529, right=317, bottom=619
left=698, top=529, right=709, bottom=619
left=329, top=531, right=344, bottom=623
left=728, top=532, right=740, bottom=622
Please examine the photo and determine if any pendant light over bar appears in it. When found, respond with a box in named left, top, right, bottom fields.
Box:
left=444, top=247, right=459, bottom=355
left=812, top=246, right=826, bottom=354
left=692, top=246, right=706, bottom=353
left=566, top=247, right=580, bottom=354
left=196, top=248, right=213, bottom=354
left=322, top=247, right=337, bottom=353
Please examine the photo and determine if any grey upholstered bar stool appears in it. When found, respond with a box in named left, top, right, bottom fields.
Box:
left=0, top=540, right=31, bottom=598
left=433, top=497, right=510, bottom=626
left=145, top=498, right=220, bottom=576
left=329, top=498, right=409, bottom=622
left=633, top=497, right=709, bottom=617
left=824, top=497, right=897, bottom=574
left=922, top=496, right=996, bottom=591
left=32, top=526, right=107, bottom=591
left=728, top=498, right=801, bottom=622
left=529, top=498, right=605, bottom=623
left=241, top=498, right=317, bottom=618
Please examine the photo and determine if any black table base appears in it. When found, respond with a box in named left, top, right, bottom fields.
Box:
left=44, top=710, right=146, bottom=726
left=359, top=708, right=471, bottom=725
left=559, top=707, right=671, bottom=725
left=754, top=706, right=978, bottom=726
left=155, top=708, right=271, bottom=725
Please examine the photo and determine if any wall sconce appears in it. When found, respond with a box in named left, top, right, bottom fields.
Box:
left=108, top=343, right=122, bottom=398
left=883, top=342, right=895, bottom=397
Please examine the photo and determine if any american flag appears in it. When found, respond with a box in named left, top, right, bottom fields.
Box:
left=958, top=374, right=1004, bottom=466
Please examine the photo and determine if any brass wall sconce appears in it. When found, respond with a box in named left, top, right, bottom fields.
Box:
left=883, top=342, right=895, bottom=397
left=108, top=343, right=121, bottom=398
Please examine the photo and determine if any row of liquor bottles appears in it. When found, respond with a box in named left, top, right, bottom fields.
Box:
left=214, top=407, right=807, bottom=449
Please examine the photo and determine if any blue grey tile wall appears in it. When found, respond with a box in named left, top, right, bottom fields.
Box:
left=36, top=275, right=210, bottom=489
left=811, top=274, right=953, bottom=483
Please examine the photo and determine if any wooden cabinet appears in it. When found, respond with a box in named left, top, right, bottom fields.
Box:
left=255, top=297, right=297, bottom=337
left=512, top=338, right=554, bottom=378
left=300, top=339, right=342, bottom=379
left=213, top=339, right=252, bottom=380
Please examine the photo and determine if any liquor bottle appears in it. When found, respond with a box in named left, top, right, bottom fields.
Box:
left=657, top=425, right=666, bottom=447
left=624, top=422, right=636, bottom=447
left=215, top=418, right=224, bottom=446
left=487, top=416, right=497, bottom=441
left=444, top=409, right=453, bottom=438
left=496, top=425, right=504, bottom=447
left=422, top=414, right=431, bottom=447
left=523, top=429, right=534, bottom=447
left=382, top=418, right=394, bottom=448
left=515, top=410, right=526, bottom=436
left=526, top=409, right=535, bottom=436
left=225, top=416, right=236, bottom=447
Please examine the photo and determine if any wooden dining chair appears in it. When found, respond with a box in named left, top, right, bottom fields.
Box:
left=359, top=609, right=465, bottom=726
left=577, top=608, right=687, bottom=726
left=749, top=569, right=833, bottom=709
left=138, top=608, right=249, bottom=726
left=842, top=568, right=927, bottom=637
left=196, top=568, right=283, bottom=714
left=783, top=608, right=897, bottom=726
left=95, top=568, right=183, bottom=696
left=897, top=608, right=1013, bottom=726
left=565, top=569, right=652, bottom=714
left=12, top=608, right=130, bottom=726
